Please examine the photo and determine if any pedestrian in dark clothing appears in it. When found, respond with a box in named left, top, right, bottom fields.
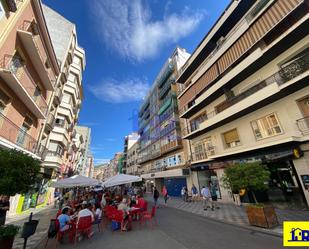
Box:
left=153, top=187, right=159, bottom=206
left=0, top=196, right=10, bottom=226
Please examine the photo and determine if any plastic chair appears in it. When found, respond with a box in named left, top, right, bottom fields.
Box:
left=141, top=206, right=157, bottom=228
left=74, top=216, right=92, bottom=245
left=111, top=210, right=125, bottom=232
left=49, top=219, right=74, bottom=249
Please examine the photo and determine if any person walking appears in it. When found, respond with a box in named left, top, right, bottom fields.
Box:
left=153, top=187, right=159, bottom=207
left=162, top=186, right=168, bottom=207
left=181, top=187, right=185, bottom=201
left=191, top=185, right=198, bottom=202
left=201, top=185, right=212, bottom=211
left=210, top=181, right=219, bottom=210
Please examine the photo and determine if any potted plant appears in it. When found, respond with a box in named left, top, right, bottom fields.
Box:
left=0, top=225, right=20, bottom=249
left=222, top=162, right=278, bottom=228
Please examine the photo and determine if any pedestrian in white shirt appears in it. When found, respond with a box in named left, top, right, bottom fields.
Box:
left=78, top=203, right=94, bottom=223
left=201, top=185, right=212, bottom=211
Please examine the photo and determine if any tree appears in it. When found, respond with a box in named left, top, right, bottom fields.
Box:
left=222, top=162, right=270, bottom=203
left=0, top=149, right=41, bottom=196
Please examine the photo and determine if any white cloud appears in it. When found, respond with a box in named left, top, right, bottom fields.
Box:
left=91, top=0, right=205, bottom=61
left=90, top=78, right=150, bottom=103
left=94, top=158, right=110, bottom=165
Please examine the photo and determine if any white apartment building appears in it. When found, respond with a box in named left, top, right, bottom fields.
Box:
left=41, top=5, right=85, bottom=177
left=177, top=0, right=309, bottom=208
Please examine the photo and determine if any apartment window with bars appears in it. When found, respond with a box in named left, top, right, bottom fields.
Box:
left=194, top=142, right=206, bottom=161
left=251, top=113, right=282, bottom=140
left=223, top=129, right=241, bottom=148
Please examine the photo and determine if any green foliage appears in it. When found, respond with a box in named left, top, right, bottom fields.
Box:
left=0, top=149, right=41, bottom=196
left=222, top=162, right=271, bottom=194
left=0, top=225, right=20, bottom=239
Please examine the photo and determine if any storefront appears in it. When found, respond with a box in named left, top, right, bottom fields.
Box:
left=190, top=145, right=308, bottom=209
left=141, top=168, right=190, bottom=197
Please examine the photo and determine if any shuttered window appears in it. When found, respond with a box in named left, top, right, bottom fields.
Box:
left=223, top=129, right=241, bottom=148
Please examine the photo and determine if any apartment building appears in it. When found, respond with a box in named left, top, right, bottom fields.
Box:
left=122, top=132, right=139, bottom=174
left=126, top=139, right=140, bottom=176
left=0, top=0, right=61, bottom=214
left=41, top=5, right=85, bottom=177
left=138, top=47, right=191, bottom=196
left=177, top=0, right=309, bottom=207
left=74, top=126, right=91, bottom=176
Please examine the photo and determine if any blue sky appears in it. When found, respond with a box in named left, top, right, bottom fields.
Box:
left=43, top=0, right=230, bottom=165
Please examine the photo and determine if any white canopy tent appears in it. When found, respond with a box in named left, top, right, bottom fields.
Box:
left=51, top=175, right=99, bottom=188
left=102, top=174, right=142, bottom=188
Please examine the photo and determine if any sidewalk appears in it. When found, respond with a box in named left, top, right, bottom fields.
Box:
left=147, top=196, right=309, bottom=236
left=6, top=205, right=57, bottom=249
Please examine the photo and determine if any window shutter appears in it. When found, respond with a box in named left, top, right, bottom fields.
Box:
left=224, top=129, right=239, bottom=144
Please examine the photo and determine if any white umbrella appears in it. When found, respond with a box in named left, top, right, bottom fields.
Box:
left=52, top=175, right=99, bottom=188
left=102, top=174, right=142, bottom=187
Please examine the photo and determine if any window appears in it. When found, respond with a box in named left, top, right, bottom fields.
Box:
left=223, top=129, right=241, bottom=148
left=194, top=142, right=207, bottom=161
left=16, top=119, right=32, bottom=147
left=55, top=117, right=66, bottom=127
left=62, top=93, right=72, bottom=104
left=9, top=53, right=23, bottom=74
left=251, top=113, right=282, bottom=140
left=0, top=88, right=10, bottom=113
left=56, top=144, right=64, bottom=156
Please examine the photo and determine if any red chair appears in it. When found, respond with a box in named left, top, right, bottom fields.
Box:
left=51, top=219, right=74, bottom=249
left=141, top=206, right=157, bottom=228
left=74, top=216, right=92, bottom=245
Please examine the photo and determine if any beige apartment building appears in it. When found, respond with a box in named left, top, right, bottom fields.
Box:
left=177, top=0, right=309, bottom=208
left=126, top=139, right=140, bottom=176
left=0, top=0, right=61, bottom=214
left=41, top=5, right=85, bottom=177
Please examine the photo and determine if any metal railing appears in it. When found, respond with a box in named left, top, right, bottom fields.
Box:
left=0, top=113, right=46, bottom=158
left=182, top=51, right=309, bottom=137
left=0, top=54, right=48, bottom=116
left=297, top=116, right=309, bottom=135
left=54, top=88, right=63, bottom=103
left=191, top=145, right=215, bottom=162
left=45, top=112, right=55, bottom=128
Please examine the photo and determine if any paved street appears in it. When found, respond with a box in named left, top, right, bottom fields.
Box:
left=40, top=205, right=308, bottom=249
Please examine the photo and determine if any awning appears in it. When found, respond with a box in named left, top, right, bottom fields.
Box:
left=102, top=174, right=142, bottom=187
left=51, top=175, right=99, bottom=188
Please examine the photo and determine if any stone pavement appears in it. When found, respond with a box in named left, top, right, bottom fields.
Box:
left=147, top=196, right=309, bottom=235
left=6, top=205, right=57, bottom=249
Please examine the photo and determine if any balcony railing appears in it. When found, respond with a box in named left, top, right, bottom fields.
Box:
left=45, top=112, right=55, bottom=130
left=0, top=112, right=46, bottom=159
left=161, top=140, right=182, bottom=154
left=297, top=116, right=309, bottom=135
left=183, top=51, right=309, bottom=136
left=18, top=20, right=56, bottom=85
left=159, top=76, right=175, bottom=99
left=54, top=88, right=63, bottom=105
left=191, top=146, right=215, bottom=162
left=0, top=55, right=48, bottom=115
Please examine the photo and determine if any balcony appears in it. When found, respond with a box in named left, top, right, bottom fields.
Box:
left=45, top=112, right=55, bottom=132
left=53, top=88, right=63, bottom=105
left=191, top=146, right=215, bottom=163
left=158, top=76, right=175, bottom=100
left=17, top=20, right=55, bottom=90
left=0, top=55, right=48, bottom=118
left=0, top=113, right=46, bottom=159
left=44, top=150, right=63, bottom=168
left=161, top=140, right=182, bottom=154
left=161, top=121, right=178, bottom=137
left=297, top=116, right=309, bottom=135
left=183, top=50, right=309, bottom=138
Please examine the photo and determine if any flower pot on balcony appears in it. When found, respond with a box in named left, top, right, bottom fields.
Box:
left=246, top=205, right=278, bottom=228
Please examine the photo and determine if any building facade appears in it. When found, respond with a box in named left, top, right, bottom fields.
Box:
left=0, top=0, right=61, bottom=214
left=138, top=47, right=191, bottom=196
left=122, top=132, right=139, bottom=174
left=42, top=5, right=85, bottom=178
left=177, top=0, right=309, bottom=208
left=74, top=125, right=91, bottom=176
left=126, top=139, right=140, bottom=176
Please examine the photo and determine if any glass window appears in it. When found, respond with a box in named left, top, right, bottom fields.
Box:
left=0, top=2, right=5, bottom=20
left=251, top=113, right=282, bottom=140
left=223, top=129, right=241, bottom=148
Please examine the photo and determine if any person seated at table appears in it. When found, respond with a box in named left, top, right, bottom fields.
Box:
left=136, top=195, right=146, bottom=211
left=70, top=205, right=82, bottom=219
left=78, top=203, right=94, bottom=223
left=100, top=193, right=107, bottom=208
left=57, top=207, right=71, bottom=232
left=118, top=199, right=130, bottom=231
